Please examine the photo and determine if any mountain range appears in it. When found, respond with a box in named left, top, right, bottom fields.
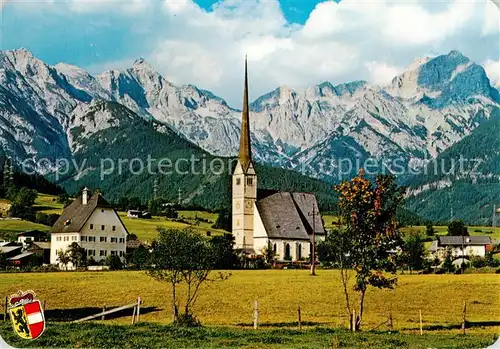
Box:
left=0, top=48, right=498, bottom=223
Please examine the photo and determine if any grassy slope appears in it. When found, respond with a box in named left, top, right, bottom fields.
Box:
left=0, top=271, right=498, bottom=335
left=0, top=194, right=226, bottom=241
left=0, top=322, right=496, bottom=349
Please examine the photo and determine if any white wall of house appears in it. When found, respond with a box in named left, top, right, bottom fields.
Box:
left=50, top=208, right=127, bottom=268
left=434, top=245, right=487, bottom=260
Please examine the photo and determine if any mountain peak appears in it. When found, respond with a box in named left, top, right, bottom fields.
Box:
left=133, top=57, right=154, bottom=70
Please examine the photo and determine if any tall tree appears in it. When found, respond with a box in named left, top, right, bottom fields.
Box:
left=147, top=228, right=229, bottom=325
left=401, top=229, right=426, bottom=274
left=447, top=220, right=469, bottom=236
left=334, top=170, right=405, bottom=330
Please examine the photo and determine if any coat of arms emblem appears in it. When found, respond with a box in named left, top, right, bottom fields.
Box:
left=8, top=290, right=45, bottom=340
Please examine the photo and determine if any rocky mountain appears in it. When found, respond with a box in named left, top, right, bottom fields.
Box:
left=404, top=109, right=500, bottom=225
left=0, top=48, right=498, bottom=222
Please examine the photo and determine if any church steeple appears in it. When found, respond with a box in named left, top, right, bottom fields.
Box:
left=239, top=56, right=252, bottom=172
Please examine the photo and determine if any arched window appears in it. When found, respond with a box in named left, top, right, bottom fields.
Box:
left=284, top=243, right=291, bottom=261
left=273, top=243, right=277, bottom=253
left=296, top=243, right=302, bottom=260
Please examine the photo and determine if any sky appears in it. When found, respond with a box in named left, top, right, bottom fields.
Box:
left=0, top=0, right=499, bottom=106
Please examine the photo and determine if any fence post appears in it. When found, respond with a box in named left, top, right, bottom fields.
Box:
left=137, top=296, right=141, bottom=323
left=131, top=306, right=136, bottom=325
left=4, top=297, right=7, bottom=321
left=388, top=313, right=393, bottom=332
left=297, top=306, right=302, bottom=330
left=419, top=310, right=423, bottom=336
left=43, top=300, right=46, bottom=312
left=462, top=301, right=466, bottom=335
left=102, top=305, right=106, bottom=321
left=352, top=310, right=356, bottom=332
left=253, top=300, right=258, bottom=330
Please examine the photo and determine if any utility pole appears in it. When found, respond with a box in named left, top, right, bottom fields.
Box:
left=449, top=190, right=453, bottom=222
left=177, top=188, right=182, bottom=206
left=153, top=178, right=158, bottom=200
left=309, top=203, right=317, bottom=276
left=493, top=204, right=497, bottom=229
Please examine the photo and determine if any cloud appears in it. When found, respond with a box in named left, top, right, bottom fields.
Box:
left=3, top=0, right=499, bottom=105
left=365, top=62, right=404, bottom=86
left=483, top=59, right=500, bottom=87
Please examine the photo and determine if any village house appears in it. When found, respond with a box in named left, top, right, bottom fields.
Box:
left=17, top=230, right=48, bottom=247
left=50, top=188, right=128, bottom=269
left=232, top=59, right=326, bottom=262
left=429, top=235, right=493, bottom=260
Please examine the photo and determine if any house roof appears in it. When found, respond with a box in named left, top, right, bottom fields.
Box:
left=291, top=193, right=325, bottom=235
left=0, top=246, right=22, bottom=254
left=31, top=242, right=51, bottom=250
left=51, top=193, right=114, bottom=233
left=438, top=236, right=492, bottom=246
left=256, top=192, right=324, bottom=241
left=428, top=240, right=438, bottom=252
left=126, top=240, right=146, bottom=249
left=17, top=230, right=46, bottom=237
left=7, top=251, right=34, bottom=261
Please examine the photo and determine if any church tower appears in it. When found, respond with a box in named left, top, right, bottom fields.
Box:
left=232, top=57, right=257, bottom=252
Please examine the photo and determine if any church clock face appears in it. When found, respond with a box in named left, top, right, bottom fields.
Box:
left=236, top=202, right=240, bottom=209
left=245, top=200, right=252, bottom=209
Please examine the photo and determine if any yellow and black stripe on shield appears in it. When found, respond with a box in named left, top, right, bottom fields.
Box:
left=9, top=305, right=32, bottom=339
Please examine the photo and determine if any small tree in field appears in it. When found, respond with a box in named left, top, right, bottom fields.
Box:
left=334, top=170, right=405, bottom=331
left=56, top=250, right=71, bottom=270
left=147, top=228, right=229, bottom=326
left=67, top=242, right=87, bottom=268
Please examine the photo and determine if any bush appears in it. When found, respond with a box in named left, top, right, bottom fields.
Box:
left=105, top=255, right=123, bottom=270
left=496, top=268, right=500, bottom=274
left=174, top=313, right=201, bottom=328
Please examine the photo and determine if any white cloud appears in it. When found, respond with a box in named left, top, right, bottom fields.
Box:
left=483, top=59, right=500, bottom=87
left=365, top=62, right=404, bottom=86
left=482, top=0, right=500, bottom=35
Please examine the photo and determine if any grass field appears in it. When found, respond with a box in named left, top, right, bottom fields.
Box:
left=0, top=194, right=226, bottom=242
left=1, top=322, right=497, bottom=349
left=0, top=271, right=498, bottom=336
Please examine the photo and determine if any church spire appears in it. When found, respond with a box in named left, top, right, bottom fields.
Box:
left=239, top=56, right=252, bottom=171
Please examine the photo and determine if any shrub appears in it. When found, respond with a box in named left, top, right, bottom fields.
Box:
left=496, top=268, right=500, bottom=274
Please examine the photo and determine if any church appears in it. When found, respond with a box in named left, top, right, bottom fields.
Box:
left=232, top=59, right=326, bottom=262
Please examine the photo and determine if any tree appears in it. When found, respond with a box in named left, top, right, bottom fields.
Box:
left=57, top=193, right=72, bottom=207
left=442, top=247, right=455, bottom=273
left=14, top=187, right=37, bottom=207
left=210, top=234, right=238, bottom=269
left=334, top=170, right=405, bottom=330
left=425, top=223, right=435, bottom=237
left=67, top=242, right=87, bottom=268
left=401, top=229, right=426, bottom=274
left=126, top=246, right=150, bottom=269
left=447, top=220, right=469, bottom=236
left=147, top=228, right=229, bottom=325
left=212, top=208, right=231, bottom=232
left=0, top=252, right=6, bottom=269
left=105, top=255, right=123, bottom=270
left=262, top=241, right=277, bottom=267
left=56, top=250, right=71, bottom=271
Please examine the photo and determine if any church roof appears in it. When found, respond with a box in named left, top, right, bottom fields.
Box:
left=51, top=193, right=114, bottom=233
left=256, top=192, right=325, bottom=240
left=291, top=193, right=325, bottom=235
left=238, top=57, right=252, bottom=173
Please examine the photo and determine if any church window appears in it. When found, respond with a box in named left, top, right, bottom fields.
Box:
left=273, top=243, right=277, bottom=253
left=236, top=202, right=240, bottom=209
left=247, top=178, right=253, bottom=186
left=284, top=243, right=291, bottom=261
left=236, top=178, right=241, bottom=185
left=297, top=243, right=302, bottom=260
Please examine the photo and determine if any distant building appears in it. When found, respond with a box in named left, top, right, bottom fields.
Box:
left=17, top=230, right=48, bottom=247
left=50, top=188, right=128, bottom=269
left=127, top=210, right=142, bottom=218
left=28, top=242, right=51, bottom=265
left=232, top=59, right=325, bottom=262
left=429, top=236, right=493, bottom=259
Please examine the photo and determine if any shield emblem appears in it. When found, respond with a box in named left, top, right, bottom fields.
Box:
left=8, top=291, right=45, bottom=340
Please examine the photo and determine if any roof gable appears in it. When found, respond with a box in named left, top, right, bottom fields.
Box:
left=51, top=193, right=114, bottom=233
left=291, top=193, right=325, bottom=235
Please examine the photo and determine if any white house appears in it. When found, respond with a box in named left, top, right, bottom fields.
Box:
left=50, top=188, right=128, bottom=269
left=232, top=59, right=325, bottom=262
left=429, top=235, right=493, bottom=260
